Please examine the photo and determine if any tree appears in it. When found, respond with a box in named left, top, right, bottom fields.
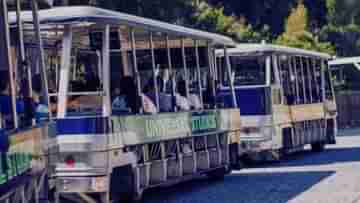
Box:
left=191, top=2, right=269, bottom=43
left=276, top=1, right=335, bottom=54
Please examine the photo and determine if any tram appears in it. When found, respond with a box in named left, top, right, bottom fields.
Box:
left=0, top=0, right=54, bottom=202
left=216, top=44, right=337, bottom=163
left=10, top=6, right=241, bottom=202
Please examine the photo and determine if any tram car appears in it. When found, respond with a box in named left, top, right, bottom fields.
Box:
left=0, top=0, right=54, bottom=202
left=10, top=6, right=242, bottom=202
left=216, top=44, right=337, bottom=163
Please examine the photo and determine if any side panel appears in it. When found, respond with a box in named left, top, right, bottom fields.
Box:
left=290, top=103, right=325, bottom=122
left=0, top=124, right=53, bottom=194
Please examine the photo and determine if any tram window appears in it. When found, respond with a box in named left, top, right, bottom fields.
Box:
left=66, top=51, right=103, bottom=115
left=314, top=59, right=323, bottom=102
left=225, top=56, right=267, bottom=86
left=278, top=55, right=294, bottom=105
left=324, top=64, right=335, bottom=100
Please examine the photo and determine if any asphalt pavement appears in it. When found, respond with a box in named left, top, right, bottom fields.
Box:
left=143, top=130, right=360, bottom=203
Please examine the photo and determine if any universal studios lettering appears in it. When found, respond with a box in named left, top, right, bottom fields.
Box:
left=192, top=114, right=217, bottom=132
left=146, top=116, right=189, bottom=138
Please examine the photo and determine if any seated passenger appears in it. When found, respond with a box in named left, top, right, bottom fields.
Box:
left=0, top=73, right=25, bottom=129
left=31, top=75, right=49, bottom=123
left=113, top=76, right=157, bottom=114
left=188, top=93, right=202, bottom=110
left=175, top=80, right=190, bottom=111
left=203, top=78, right=217, bottom=109
left=144, top=77, right=172, bottom=112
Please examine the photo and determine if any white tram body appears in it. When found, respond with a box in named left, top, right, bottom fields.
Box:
left=9, top=6, right=241, bottom=202
left=217, top=44, right=337, bottom=161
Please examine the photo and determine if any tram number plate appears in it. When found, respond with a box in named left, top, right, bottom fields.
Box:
left=92, top=177, right=107, bottom=192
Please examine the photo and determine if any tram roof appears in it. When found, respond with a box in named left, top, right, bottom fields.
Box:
left=8, top=6, right=235, bottom=46
left=329, top=57, right=360, bottom=66
left=216, top=43, right=331, bottom=59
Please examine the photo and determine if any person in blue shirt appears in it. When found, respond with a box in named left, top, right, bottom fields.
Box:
left=31, top=75, right=49, bottom=123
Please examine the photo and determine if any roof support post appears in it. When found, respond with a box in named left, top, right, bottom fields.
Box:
left=57, top=25, right=72, bottom=119
left=130, top=28, right=143, bottom=114
left=311, top=59, right=321, bottom=103
left=305, top=58, right=313, bottom=103
left=299, top=57, right=307, bottom=104
left=207, top=42, right=216, bottom=108
left=165, top=35, right=177, bottom=112
left=293, top=57, right=300, bottom=104
left=194, top=40, right=203, bottom=109
left=102, top=25, right=111, bottom=117
left=31, top=0, right=52, bottom=119
left=149, top=31, right=160, bottom=111
left=321, top=60, right=326, bottom=103
left=16, top=0, right=33, bottom=98
left=0, top=0, right=18, bottom=128
left=181, top=38, right=190, bottom=98
left=224, top=46, right=237, bottom=108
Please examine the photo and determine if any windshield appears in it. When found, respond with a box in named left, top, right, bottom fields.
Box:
left=222, top=56, right=267, bottom=86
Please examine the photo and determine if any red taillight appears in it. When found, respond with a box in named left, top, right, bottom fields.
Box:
left=65, top=155, right=75, bottom=167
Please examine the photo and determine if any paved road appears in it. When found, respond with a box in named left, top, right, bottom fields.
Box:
left=143, top=131, right=360, bottom=203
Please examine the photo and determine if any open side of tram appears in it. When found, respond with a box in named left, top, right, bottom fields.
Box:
left=0, top=0, right=54, bottom=202
left=216, top=44, right=337, bottom=163
left=10, top=6, right=241, bottom=202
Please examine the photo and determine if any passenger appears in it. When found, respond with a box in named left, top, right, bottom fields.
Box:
left=31, top=75, right=50, bottom=123
left=188, top=93, right=202, bottom=110
left=144, top=77, right=172, bottom=112
left=113, top=76, right=157, bottom=114
left=0, top=72, right=24, bottom=129
left=175, top=80, right=190, bottom=111
left=112, top=76, right=136, bottom=113
left=180, top=82, right=202, bottom=110
left=203, top=77, right=217, bottom=109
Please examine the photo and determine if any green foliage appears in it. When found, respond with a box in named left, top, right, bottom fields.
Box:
left=276, top=1, right=335, bottom=55
left=192, top=2, right=269, bottom=43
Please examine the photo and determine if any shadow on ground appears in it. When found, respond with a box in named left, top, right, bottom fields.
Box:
left=257, top=146, right=360, bottom=169
left=143, top=170, right=335, bottom=203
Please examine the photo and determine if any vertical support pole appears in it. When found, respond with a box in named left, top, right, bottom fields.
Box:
left=130, top=28, right=143, bottom=114
left=288, top=58, right=295, bottom=103
left=224, top=46, right=237, bottom=108
left=57, top=25, right=72, bottom=119
left=181, top=38, right=190, bottom=98
left=207, top=42, right=216, bottom=108
left=299, top=57, right=307, bottom=104
left=0, top=0, right=18, bottom=128
left=306, top=58, right=313, bottom=103
left=213, top=49, right=218, bottom=81
left=16, top=0, right=33, bottom=98
left=293, top=57, right=300, bottom=104
left=102, top=25, right=111, bottom=117
left=31, top=0, right=52, bottom=118
left=149, top=32, right=160, bottom=111
left=166, top=35, right=177, bottom=112
left=273, top=55, right=284, bottom=103
left=194, top=40, right=203, bottom=109
left=311, top=58, right=320, bottom=102
left=321, top=60, right=326, bottom=103
left=265, top=56, right=271, bottom=86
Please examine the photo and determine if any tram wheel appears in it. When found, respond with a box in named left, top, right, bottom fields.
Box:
left=110, top=165, right=138, bottom=203
left=311, top=142, right=325, bottom=152
left=206, top=167, right=227, bottom=181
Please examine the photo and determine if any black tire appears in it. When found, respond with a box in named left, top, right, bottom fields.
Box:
left=311, top=142, right=325, bottom=152
left=206, top=167, right=227, bottom=181
left=110, top=165, right=138, bottom=203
